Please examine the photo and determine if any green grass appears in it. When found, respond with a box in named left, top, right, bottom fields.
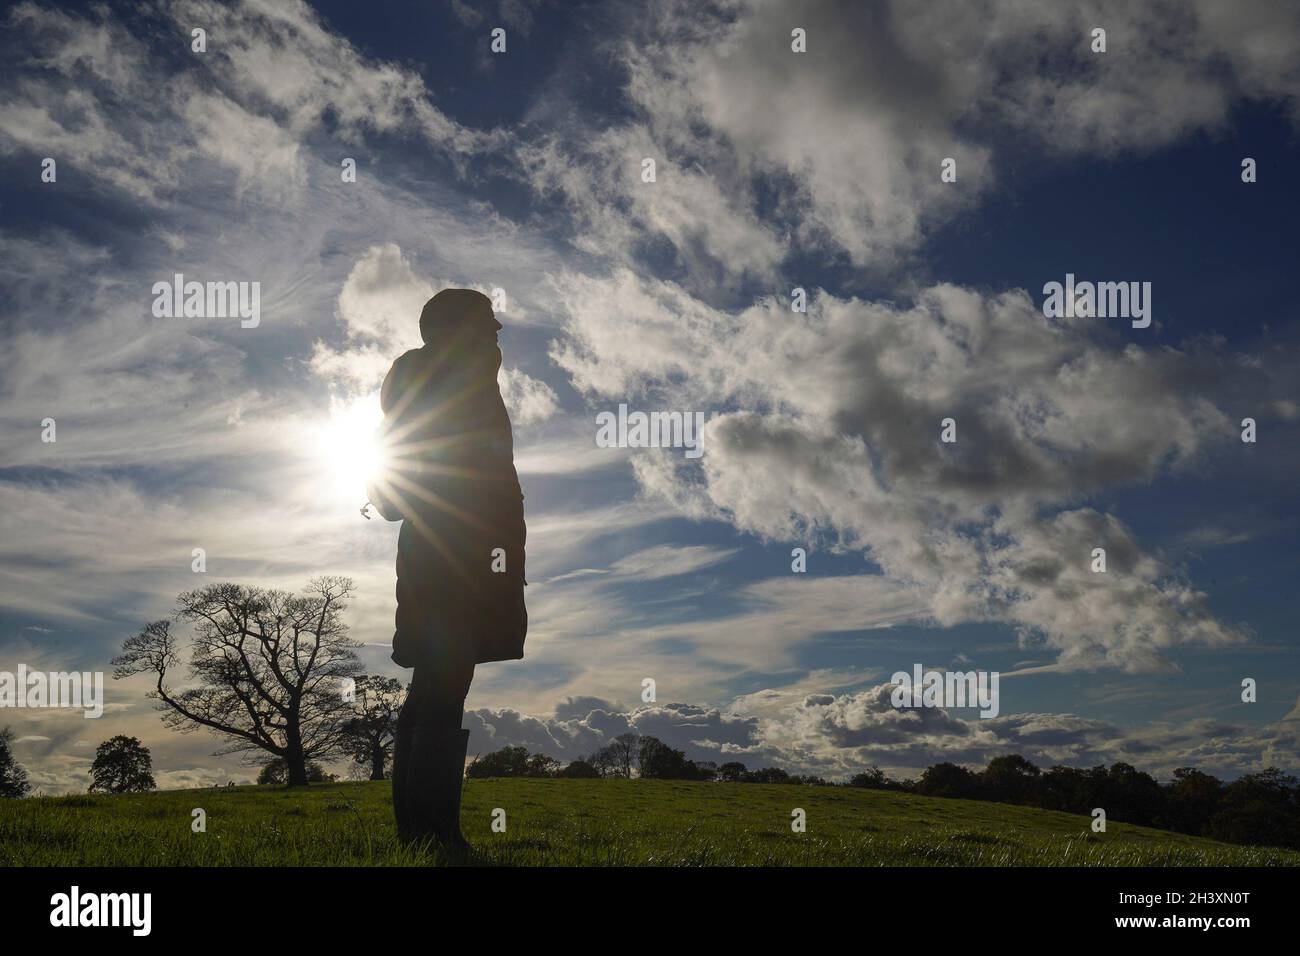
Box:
left=3, top=778, right=1296, bottom=866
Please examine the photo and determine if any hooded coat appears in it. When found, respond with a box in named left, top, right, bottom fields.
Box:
left=368, top=289, right=527, bottom=667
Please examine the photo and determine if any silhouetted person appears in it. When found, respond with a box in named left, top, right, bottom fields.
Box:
left=366, top=288, right=527, bottom=850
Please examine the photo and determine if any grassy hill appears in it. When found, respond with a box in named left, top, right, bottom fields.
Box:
left=3, top=778, right=1297, bottom=866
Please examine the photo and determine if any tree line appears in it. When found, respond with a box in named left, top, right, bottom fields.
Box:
left=465, top=737, right=1300, bottom=851
left=466, top=732, right=830, bottom=784
left=906, top=755, right=1300, bottom=850
left=5, top=718, right=1298, bottom=851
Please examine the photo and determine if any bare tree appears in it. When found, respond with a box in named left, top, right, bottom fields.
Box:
left=588, top=746, right=616, bottom=778
left=113, top=577, right=362, bottom=786
left=338, top=675, right=405, bottom=780
left=607, top=732, right=641, bottom=779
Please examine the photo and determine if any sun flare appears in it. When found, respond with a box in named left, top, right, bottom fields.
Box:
left=319, top=393, right=386, bottom=498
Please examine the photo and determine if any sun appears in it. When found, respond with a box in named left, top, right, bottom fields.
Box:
left=319, top=393, right=386, bottom=499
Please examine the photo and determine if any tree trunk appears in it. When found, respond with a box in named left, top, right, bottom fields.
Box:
left=370, top=745, right=385, bottom=781
left=286, top=723, right=308, bottom=786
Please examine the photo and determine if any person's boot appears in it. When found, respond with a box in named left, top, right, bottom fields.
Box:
left=405, top=727, right=472, bottom=853
left=391, top=723, right=415, bottom=841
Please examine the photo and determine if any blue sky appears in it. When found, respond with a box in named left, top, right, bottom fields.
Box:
left=1, top=0, right=1298, bottom=792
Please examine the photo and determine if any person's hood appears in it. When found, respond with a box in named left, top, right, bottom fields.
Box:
left=419, top=288, right=502, bottom=344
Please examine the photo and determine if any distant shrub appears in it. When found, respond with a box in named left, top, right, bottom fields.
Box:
left=465, top=746, right=531, bottom=778
left=558, top=759, right=601, bottom=779
left=257, top=759, right=334, bottom=785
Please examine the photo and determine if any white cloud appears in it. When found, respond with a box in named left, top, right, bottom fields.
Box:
left=546, top=269, right=1253, bottom=671
left=183, top=92, right=305, bottom=193
left=173, top=0, right=504, bottom=156
left=523, top=0, right=1300, bottom=280
left=498, top=366, right=560, bottom=425
left=310, top=243, right=431, bottom=393
left=609, top=544, right=737, bottom=580
left=0, top=0, right=502, bottom=207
